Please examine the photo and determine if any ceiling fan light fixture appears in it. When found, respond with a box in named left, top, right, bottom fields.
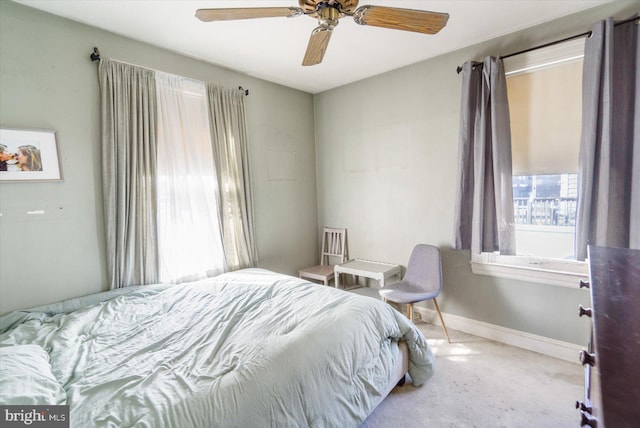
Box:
left=317, top=2, right=341, bottom=28
left=195, top=0, right=448, bottom=66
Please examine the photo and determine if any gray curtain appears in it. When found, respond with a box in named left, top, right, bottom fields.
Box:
left=576, top=15, right=639, bottom=260
left=453, top=57, right=516, bottom=255
left=206, top=85, right=258, bottom=270
left=98, top=58, right=159, bottom=288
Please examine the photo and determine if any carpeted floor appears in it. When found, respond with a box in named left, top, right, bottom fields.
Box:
left=362, top=322, right=583, bottom=428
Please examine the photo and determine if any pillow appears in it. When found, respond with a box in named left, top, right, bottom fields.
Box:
left=0, top=345, right=67, bottom=405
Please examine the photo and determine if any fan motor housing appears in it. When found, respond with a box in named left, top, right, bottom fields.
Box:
left=298, top=0, right=359, bottom=18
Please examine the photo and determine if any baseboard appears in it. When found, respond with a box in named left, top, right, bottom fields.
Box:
left=413, top=306, right=582, bottom=364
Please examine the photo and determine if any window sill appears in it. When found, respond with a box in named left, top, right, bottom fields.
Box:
left=470, top=253, right=588, bottom=288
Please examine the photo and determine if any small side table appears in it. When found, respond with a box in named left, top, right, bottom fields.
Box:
left=334, top=259, right=402, bottom=290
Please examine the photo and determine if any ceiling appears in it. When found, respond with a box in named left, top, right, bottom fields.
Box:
left=15, top=0, right=611, bottom=94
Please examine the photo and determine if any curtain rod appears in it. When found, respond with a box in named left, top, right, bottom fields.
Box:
left=455, top=15, right=639, bottom=74
left=89, top=47, right=250, bottom=96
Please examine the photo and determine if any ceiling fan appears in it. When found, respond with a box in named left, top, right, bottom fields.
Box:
left=195, top=0, right=449, bottom=66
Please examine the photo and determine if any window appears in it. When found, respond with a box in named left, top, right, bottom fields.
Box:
left=513, top=173, right=577, bottom=259
left=470, top=39, right=588, bottom=286
left=155, top=73, right=226, bottom=284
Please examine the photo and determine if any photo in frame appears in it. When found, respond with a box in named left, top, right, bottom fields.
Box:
left=0, top=128, right=62, bottom=182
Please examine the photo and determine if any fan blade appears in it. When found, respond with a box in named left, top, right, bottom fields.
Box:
left=302, top=26, right=333, bottom=66
left=352, top=6, right=449, bottom=35
left=196, top=7, right=303, bottom=22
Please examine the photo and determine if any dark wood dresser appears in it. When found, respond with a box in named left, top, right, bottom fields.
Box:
left=577, top=246, right=640, bottom=427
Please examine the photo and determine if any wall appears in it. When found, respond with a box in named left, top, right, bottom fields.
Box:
left=1, top=1, right=636, bottom=344
left=313, top=2, right=639, bottom=345
left=0, top=1, right=318, bottom=314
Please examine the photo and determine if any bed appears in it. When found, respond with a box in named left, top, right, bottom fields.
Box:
left=0, top=268, right=434, bottom=427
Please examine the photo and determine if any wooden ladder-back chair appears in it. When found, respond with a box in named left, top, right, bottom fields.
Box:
left=299, top=227, right=349, bottom=286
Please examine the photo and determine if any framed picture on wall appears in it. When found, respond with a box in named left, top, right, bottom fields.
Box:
left=0, top=128, right=62, bottom=182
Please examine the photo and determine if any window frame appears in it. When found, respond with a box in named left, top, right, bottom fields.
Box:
left=471, top=252, right=587, bottom=287
left=472, top=38, right=589, bottom=287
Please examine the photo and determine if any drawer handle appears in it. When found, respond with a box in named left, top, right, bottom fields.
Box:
left=580, top=410, right=598, bottom=427
left=579, top=279, right=590, bottom=289
left=579, top=305, right=593, bottom=318
left=575, top=401, right=592, bottom=414
left=580, top=350, right=596, bottom=367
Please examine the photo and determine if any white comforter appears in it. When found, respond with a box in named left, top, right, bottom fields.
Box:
left=0, top=269, right=434, bottom=427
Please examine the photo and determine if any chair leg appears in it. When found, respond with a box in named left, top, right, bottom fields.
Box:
left=433, top=298, right=451, bottom=343
left=407, top=303, right=413, bottom=321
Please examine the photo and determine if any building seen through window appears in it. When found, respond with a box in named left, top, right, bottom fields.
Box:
left=512, top=174, right=577, bottom=259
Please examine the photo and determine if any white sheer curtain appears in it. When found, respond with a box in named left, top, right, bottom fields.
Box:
left=155, top=72, right=226, bottom=283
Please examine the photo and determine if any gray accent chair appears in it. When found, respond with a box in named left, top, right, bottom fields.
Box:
left=379, top=244, right=451, bottom=343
